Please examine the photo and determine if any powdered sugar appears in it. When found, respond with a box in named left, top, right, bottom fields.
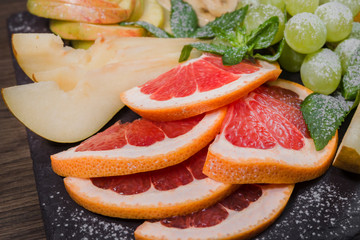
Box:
left=255, top=168, right=360, bottom=239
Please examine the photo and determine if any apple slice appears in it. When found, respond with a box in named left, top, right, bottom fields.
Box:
left=5, top=35, right=201, bottom=142
left=138, top=0, right=164, bottom=27
left=71, top=40, right=94, bottom=50
left=27, top=0, right=135, bottom=24
left=49, top=20, right=146, bottom=40
left=12, top=33, right=198, bottom=80
left=128, top=0, right=144, bottom=21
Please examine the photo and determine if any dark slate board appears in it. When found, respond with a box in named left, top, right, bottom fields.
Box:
left=7, top=11, right=360, bottom=240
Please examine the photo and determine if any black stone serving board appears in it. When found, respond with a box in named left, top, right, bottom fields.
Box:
left=7, top=11, right=360, bottom=240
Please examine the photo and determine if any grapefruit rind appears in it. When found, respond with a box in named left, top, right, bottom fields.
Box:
left=120, top=56, right=281, bottom=121
left=134, top=184, right=294, bottom=240
left=51, top=107, right=227, bottom=178
left=204, top=79, right=338, bottom=184
left=64, top=177, right=237, bottom=219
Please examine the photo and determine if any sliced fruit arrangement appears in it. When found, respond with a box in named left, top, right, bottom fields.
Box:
left=121, top=54, right=281, bottom=121
left=49, top=0, right=163, bottom=44
left=4, top=34, right=200, bottom=143
left=51, top=107, right=226, bottom=177
left=63, top=146, right=237, bottom=219
left=204, top=79, right=338, bottom=184
left=49, top=20, right=146, bottom=41
left=333, top=104, right=360, bottom=173
left=27, top=0, right=135, bottom=24
left=135, top=184, right=294, bottom=240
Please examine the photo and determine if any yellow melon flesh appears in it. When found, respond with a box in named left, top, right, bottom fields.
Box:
left=5, top=34, right=201, bottom=143
left=12, top=33, right=199, bottom=81
left=333, top=105, right=360, bottom=173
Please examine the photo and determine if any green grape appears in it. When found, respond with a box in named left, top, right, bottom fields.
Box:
left=278, top=42, right=306, bottom=72
left=327, top=0, right=360, bottom=17
left=315, top=2, right=353, bottom=42
left=284, top=0, right=319, bottom=16
left=335, top=38, right=360, bottom=75
left=258, top=0, right=285, bottom=10
left=237, top=0, right=260, bottom=9
left=284, top=13, right=327, bottom=54
left=300, top=48, right=342, bottom=95
left=243, top=4, right=285, bottom=44
left=348, top=22, right=360, bottom=40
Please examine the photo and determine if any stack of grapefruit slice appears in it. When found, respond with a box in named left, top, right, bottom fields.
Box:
left=50, top=54, right=337, bottom=239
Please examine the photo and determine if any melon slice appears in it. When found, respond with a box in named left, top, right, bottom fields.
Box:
left=333, top=104, right=360, bottom=173
left=5, top=34, right=201, bottom=143
left=135, top=184, right=294, bottom=240
left=63, top=146, right=237, bottom=219
left=204, top=79, right=338, bottom=184
left=51, top=107, right=226, bottom=177
left=11, top=33, right=200, bottom=81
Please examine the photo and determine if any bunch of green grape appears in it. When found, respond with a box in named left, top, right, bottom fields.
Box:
left=238, top=0, right=360, bottom=95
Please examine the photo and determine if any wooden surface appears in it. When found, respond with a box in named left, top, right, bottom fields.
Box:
left=0, top=0, right=46, bottom=239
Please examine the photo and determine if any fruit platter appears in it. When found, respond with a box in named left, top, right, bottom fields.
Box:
left=4, top=0, right=360, bottom=239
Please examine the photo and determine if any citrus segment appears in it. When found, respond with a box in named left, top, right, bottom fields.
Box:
left=204, top=79, right=338, bottom=184
left=135, top=184, right=294, bottom=240
left=63, top=146, right=237, bottom=219
left=121, top=54, right=281, bottom=121
left=51, top=107, right=226, bottom=178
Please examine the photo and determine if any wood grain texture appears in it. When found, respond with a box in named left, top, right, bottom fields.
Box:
left=0, top=0, right=46, bottom=239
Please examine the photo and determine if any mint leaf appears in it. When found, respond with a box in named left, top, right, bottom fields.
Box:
left=222, top=46, right=248, bottom=65
left=254, top=38, right=285, bottom=62
left=301, top=93, right=350, bottom=151
left=193, top=6, right=248, bottom=39
left=342, top=47, right=360, bottom=100
left=179, top=42, right=227, bottom=62
left=247, top=16, right=279, bottom=50
left=170, top=0, right=198, bottom=38
left=120, top=21, right=172, bottom=38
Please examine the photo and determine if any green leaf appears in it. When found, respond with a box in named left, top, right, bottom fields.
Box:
left=342, top=47, right=360, bottom=100
left=193, top=6, right=248, bottom=39
left=170, top=0, right=198, bottom=38
left=254, top=38, right=285, bottom=61
left=301, top=93, right=350, bottom=151
left=179, top=42, right=228, bottom=62
left=222, top=46, right=248, bottom=65
left=247, top=16, right=279, bottom=50
left=120, top=21, right=172, bottom=38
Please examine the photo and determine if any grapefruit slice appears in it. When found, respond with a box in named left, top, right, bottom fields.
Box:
left=63, top=146, right=237, bottom=219
left=135, top=184, right=294, bottom=240
left=121, top=54, right=281, bottom=121
left=204, top=79, right=338, bottom=184
left=51, top=107, right=226, bottom=177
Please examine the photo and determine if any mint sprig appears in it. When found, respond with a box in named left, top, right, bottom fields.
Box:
left=120, top=21, right=172, bottom=38
left=180, top=16, right=281, bottom=65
